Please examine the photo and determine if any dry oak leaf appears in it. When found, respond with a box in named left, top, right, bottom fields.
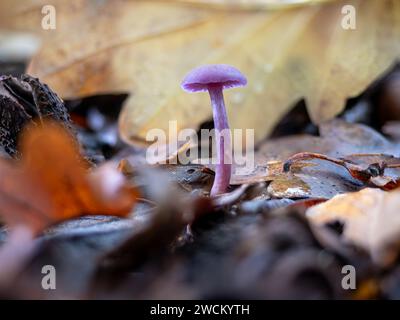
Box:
left=1, top=0, right=399, bottom=146
left=0, top=123, right=138, bottom=235
left=307, top=188, right=400, bottom=267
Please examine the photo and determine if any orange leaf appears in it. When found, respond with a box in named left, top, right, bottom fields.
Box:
left=0, top=122, right=138, bottom=234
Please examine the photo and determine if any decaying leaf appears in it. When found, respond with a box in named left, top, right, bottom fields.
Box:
left=275, top=120, right=400, bottom=191
left=307, top=188, right=400, bottom=267
left=1, top=0, right=399, bottom=146
left=266, top=160, right=364, bottom=199
left=259, top=119, right=398, bottom=162
left=0, top=122, right=138, bottom=234
left=283, top=152, right=400, bottom=190
left=227, top=120, right=399, bottom=199
left=119, top=159, right=215, bottom=194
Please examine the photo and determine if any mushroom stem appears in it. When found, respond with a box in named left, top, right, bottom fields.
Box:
left=208, top=85, right=232, bottom=196
left=181, top=64, right=246, bottom=196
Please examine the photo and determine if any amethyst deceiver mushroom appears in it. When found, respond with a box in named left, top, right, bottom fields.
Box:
left=181, top=64, right=247, bottom=196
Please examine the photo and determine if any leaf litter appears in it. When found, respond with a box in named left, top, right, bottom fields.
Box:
left=1, top=2, right=400, bottom=298
left=1, top=70, right=400, bottom=299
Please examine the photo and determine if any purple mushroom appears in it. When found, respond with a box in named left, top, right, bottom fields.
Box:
left=181, top=64, right=247, bottom=196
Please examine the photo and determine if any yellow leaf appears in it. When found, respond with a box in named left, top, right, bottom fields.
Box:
left=2, top=0, right=399, bottom=146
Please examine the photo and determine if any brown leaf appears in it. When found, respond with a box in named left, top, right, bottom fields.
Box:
left=283, top=152, right=400, bottom=190
left=229, top=120, right=400, bottom=194
left=307, top=188, right=400, bottom=267
left=227, top=120, right=396, bottom=199
left=2, top=0, right=399, bottom=146
left=257, top=119, right=397, bottom=163
left=0, top=122, right=138, bottom=234
left=267, top=160, right=363, bottom=199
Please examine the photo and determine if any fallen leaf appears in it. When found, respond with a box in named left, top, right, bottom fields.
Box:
left=119, top=159, right=215, bottom=194
left=256, top=119, right=398, bottom=164
left=307, top=188, right=400, bottom=266
left=0, top=122, right=138, bottom=234
left=1, top=0, right=399, bottom=146
left=231, top=119, right=400, bottom=185
left=283, top=152, right=400, bottom=190
left=266, top=159, right=363, bottom=199
left=224, top=120, right=394, bottom=199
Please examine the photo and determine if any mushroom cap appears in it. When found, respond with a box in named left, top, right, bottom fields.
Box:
left=181, top=64, right=247, bottom=92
